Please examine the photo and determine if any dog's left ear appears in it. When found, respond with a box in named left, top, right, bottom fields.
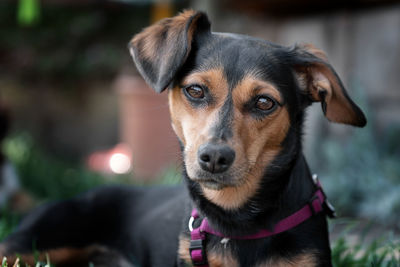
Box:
left=129, top=10, right=211, bottom=93
left=291, top=44, right=366, bottom=127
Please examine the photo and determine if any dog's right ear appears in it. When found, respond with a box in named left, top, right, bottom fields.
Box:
left=129, top=10, right=211, bottom=93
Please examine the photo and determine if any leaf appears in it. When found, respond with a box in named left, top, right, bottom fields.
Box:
left=17, top=0, right=40, bottom=26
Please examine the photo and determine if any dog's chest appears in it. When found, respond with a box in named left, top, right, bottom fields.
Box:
left=178, top=235, right=239, bottom=267
left=178, top=236, right=316, bottom=267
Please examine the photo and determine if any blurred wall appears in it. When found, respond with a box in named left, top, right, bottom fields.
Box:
left=0, top=2, right=154, bottom=160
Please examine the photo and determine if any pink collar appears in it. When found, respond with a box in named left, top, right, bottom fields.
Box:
left=189, top=176, right=335, bottom=266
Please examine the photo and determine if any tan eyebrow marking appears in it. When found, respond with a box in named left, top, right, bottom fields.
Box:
left=251, top=81, right=282, bottom=104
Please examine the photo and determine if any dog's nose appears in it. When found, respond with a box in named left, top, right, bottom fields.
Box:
left=198, top=143, right=235, bottom=173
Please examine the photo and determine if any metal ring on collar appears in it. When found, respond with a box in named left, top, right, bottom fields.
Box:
left=188, top=216, right=195, bottom=232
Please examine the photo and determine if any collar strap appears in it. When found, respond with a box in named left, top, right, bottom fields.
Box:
left=189, top=175, right=335, bottom=266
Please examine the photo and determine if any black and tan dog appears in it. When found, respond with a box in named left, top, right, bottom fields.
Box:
left=0, top=10, right=366, bottom=267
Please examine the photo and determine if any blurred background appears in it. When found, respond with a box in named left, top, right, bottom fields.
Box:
left=0, top=0, right=400, bottom=263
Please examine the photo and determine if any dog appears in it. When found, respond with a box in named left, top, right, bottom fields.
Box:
left=0, top=10, right=366, bottom=267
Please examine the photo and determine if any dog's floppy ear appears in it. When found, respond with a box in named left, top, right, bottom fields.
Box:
left=291, top=44, right=366, bottom=127
left=129, top=10, right=211, bottom=93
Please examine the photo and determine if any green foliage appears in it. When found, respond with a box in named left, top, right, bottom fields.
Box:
left=332, top=236, right=400, bottom=267
left=1, top=255, right=53, bottom=267
left=18, top=0, right=40, bottom=26
left=317, top=85, right=400, bottom=227
left=329, top=219, right=400, bottom=266
left=0, top=207, right=19, bottom=241
left=0, top=2, right=152, bottom=84
left=2, top=133, right=130, bottom=200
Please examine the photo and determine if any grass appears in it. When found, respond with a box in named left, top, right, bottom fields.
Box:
left=330, top=219, right=400, bottom=266
left=1, top=255, right=52, bottom=267
left=0, top=208, right=19, bottom=241
left=332, top=237, right=400, bottom=267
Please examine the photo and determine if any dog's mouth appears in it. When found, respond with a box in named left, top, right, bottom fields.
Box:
left=189, top=170, right=242, bottom=190
left=185, top=160, right=248, bottom=191
left=194, top=178, right=228, bottom=190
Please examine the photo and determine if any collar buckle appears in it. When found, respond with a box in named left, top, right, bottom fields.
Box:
left=312, top=174, right=336, bottom=218
left=189, top=238, right=208, bottom=266
left=323, top=200, right=337, bottom=218
left=307, top=195, right=320, bottom=216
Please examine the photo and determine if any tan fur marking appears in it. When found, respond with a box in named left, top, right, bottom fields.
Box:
left=130, top=10, right=199, bottom=61
left=0, top=244, right=5, bottom=257
left=208, top=251, right=239, bottom=267
left=315, top=65, right=358, bottom=125
left=299, top=43, right=360, bottom=125
left=259, top=252, right=317, bottom=267
left=179, top=236, right=239, bottom=267
left=178, top=235, right=192, bottom=264
left=168, top=68, right=229, bottom=179
left=301, top=43, right=328, bottom=61
left=202, top=76, right=289, bottom=209
left=169, top=70, right=290, bottom=209
left=179, top=236, right=316, bottom=267
left=234, top=77, right=283, bottom=105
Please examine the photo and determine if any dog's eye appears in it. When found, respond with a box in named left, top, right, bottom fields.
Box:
left=185, top=85, right=205, bottom=99
left=255, top=96, right=275, bottom=111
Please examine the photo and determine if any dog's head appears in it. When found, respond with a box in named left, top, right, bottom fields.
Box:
left=129, top=10, right=366, bottom=209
